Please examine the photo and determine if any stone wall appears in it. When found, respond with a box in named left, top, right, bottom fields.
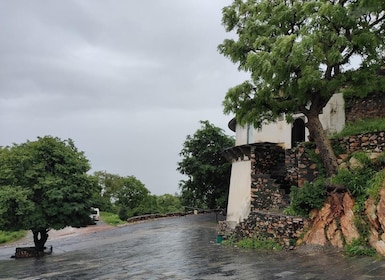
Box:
left=250, top=144, right=288, bottom=211
left=285, top=145, right=319, bottom=188
left=335, top=131, right=385, bottom=154
left=346, top=92, right=385, bottom=123
left=234, top=211, right=308, bottom=247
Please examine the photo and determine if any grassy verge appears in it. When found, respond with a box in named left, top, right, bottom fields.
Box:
left=223, top=235, right=283, bottom=251
left=330, top=118, right=385, bottom=139
left=100, top=211, right=127, bottom=226
left=0, top=230, right=27, bottom=245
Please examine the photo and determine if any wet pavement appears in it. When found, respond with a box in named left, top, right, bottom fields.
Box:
left=1, top=214, right=385, bottom=279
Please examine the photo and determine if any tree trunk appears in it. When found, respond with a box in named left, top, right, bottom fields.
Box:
left=306, top=112, right=338, bottom=177
left=32, top=229, right=49, bottom=253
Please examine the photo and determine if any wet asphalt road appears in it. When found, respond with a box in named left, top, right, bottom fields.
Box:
left=1, top=214, right=385, bottom=279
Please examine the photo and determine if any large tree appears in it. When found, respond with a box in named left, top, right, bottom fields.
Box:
left=177, top=121, right=234, bottom=209
left=0, top=136, right=95, bottom=253
left=219, top=0, right=385, bottom=177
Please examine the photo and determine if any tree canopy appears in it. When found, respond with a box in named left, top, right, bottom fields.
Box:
left=0, top=136, right=95, bottom=251
left=177, top=121, right=234, bottom=209
left=91, top=172, right=182, bottom=220
left=219, top=0, right=385, bottom=177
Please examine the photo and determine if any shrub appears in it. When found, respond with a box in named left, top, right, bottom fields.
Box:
left=331, top=167, right=375, bottom=199
left=285, top=178, right=327, bottom=217
left=235, top=235, right=283, bottom=251
left=344, top=238, right=377, bottom=257
left=367, top=169, right=385, bottom=202
left=118, top=207, right=129, bottom=221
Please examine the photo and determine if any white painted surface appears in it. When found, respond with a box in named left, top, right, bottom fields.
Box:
left=226, top=160, right=251, bottom=226
left=319, top=93, right=345, bottom=134
left=233, top=93, right=345, bottom=148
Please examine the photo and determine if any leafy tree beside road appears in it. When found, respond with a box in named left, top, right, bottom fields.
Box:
left=219, top=0, right=385, bottom=178
left=0, top=136, right=95, bottom=253
left=91, top=172, right=183, bottom=220
left=177, top=121, right=234, bottom=210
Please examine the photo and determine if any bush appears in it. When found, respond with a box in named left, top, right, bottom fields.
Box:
left=344, top=238, right=377, bottom=257
left=285, top=178, right=327, bottom=217
left=367, top=169, right=385, bottom=202
left=118, top=207, right=129, bottom=221
left=100, top=212, right=126, bottom=226
left=331, top=167, right=375, bottom=199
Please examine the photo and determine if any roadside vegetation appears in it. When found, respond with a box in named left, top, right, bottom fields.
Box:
left=0, top=230, right=27, bottom=245
left=99, top=212, right=127, bottom=226
left=223, top=235, right=283, bottom=251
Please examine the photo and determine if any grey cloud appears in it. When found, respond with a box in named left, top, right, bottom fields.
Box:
left=0, top=0, right=246, bottom=194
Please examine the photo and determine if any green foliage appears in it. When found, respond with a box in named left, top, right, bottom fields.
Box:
left=100, top=211, right=126, bottom=226
left=285, top=178, right=327, bottom=217
left=177, top=120, right=234, bottom=209
left=367, top=169, right=385, bottom=202
left=331, top=142, right=346, bottom=157
left=118, top=207, right=129, bottom=221
left=156, top=194, right=184, bottom=214
left=331, top=167, right=375, bottom=199
left=344, top=238, right=377, bottom=257
left=331, top=118, right=385, bottom=139
left=0, top=230, right=27, bottom=244
left=351, top=152, right=371, bottom=166
left=219, top=0, right=385, bottom=176
left=115, top=176, right=149, bottom=208
left=231, top=235, right=283, bottom=251
left=91, top=171, right=184, bottom=218
left=0, top=136, right=95, bottom=233
left=91, top=171, right=125, bottom=212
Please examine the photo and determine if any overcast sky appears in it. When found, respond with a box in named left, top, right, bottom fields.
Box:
left=0, top=1, right=247, bottom=195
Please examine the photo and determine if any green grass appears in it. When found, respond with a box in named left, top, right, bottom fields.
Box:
left=330, top=118, right=385, bottom=139
left=367, top=169, right=385, bottom=202
left=100, top=211, right=127, bottom=226
left=344, top=239, right=377, bottom=257
left=0, top=230, right=27, bottom=244
left=224, top=235, right=283, bottom=251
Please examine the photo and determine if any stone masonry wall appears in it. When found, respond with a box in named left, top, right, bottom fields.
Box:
left=250, top=144, right=288, bottom=211
left=335, top=131, right=385, bottom=154
left=233, top=211, right=309, bottom=247
left=285, top=145, right=319, bottom=188
left=346, top=92, right=385, bottom=123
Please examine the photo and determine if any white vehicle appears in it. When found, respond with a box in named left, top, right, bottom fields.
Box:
left=90, top=207, right=100, bottom=221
